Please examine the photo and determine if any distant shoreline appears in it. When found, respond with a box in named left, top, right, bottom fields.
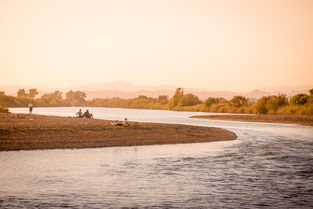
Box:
left=0, top=113, right=237, bottom=151
left=191, top=114, right=313, bottom=126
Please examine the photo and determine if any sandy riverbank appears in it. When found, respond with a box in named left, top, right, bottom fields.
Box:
left=0, top=113, right=237, bottom=151
left=191, top=114, right=313, bottom=126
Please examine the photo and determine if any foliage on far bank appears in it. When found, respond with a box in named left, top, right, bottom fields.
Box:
left=0, top=88, right=312, bottom=115
left=0, top=89, right=86, bottom=107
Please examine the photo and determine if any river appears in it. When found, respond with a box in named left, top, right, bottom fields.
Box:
left=1, top=107, right=313, bottom=208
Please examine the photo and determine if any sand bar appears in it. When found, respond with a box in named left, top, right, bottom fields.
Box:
left=0, top=113, right=237, bottom=151
left=191, top=114, right=313, bottom=126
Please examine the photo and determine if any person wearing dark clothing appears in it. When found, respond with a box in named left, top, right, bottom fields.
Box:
left=76, top=109, right=83, bottom=118
left=83, top=110, right=93, bottom=118
left=28, top=103, right=33, bottom=114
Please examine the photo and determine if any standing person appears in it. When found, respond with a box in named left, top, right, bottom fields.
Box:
left=28, top=103, right=33, bottom=114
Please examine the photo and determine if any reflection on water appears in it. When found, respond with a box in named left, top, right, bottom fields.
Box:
left=1, top=107, right=313, bottom=208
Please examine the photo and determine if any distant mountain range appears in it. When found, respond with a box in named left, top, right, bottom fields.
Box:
left=1, top=81, right=312, bottom=100
left=70, top=81, right=178, bottom=92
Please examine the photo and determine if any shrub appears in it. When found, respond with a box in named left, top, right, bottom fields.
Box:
left=255, top=94, right=288, bottom=114
left=276, top=105, right=312, bottom=115
left=204, top=97, right=219, bottom=108
left=0, top=106, right=9, bottom=113
left=267, top=94, right=288, bottom=113
left=255, top=96, right=269, bottom=114
left=290, top=94, right=309, bottom=105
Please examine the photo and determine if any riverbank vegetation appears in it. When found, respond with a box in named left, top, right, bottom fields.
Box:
left=0, top=88, right=312, bottom=115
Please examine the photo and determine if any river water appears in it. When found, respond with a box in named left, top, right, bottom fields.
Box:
left=1, top=107, right=313, bottom=208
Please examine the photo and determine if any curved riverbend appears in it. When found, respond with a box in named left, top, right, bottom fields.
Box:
left=1, top=107, right=312, bottom=208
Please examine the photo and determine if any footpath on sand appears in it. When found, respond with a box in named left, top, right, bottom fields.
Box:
left=0, top=113, right=237, bottom=151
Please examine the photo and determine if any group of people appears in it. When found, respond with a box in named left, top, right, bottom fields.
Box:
left=28, top=103, right=93, bottom=119
left=76, top=109, right=93, bottom=118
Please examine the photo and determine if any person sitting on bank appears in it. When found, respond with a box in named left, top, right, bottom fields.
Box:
left=76, top=109, right=83, bottom=118
left=83, top=110, right=93, bottom=118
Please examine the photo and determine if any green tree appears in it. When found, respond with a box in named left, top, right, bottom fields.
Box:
left=204, top=97, right=218, bottom=108
left=255, top=96, right=269, bottom=114
left=17, top=89, right=28, bottom=97
left=230, top=96, right=248, bottom=108
left=255, top=94, right=288, bottom=114
left=267, top=94, right=288, bottom=112
left=179, top=93, right=201, bottom=106
left=290, top=94, right=309, bottom=105
left=309, top=88, right=313, bottom=95
left=66, top=90, right=87, bottom=106
left=0, top=93, right=18, bottom=107
left=41, top=90, right=63, bottom=106
left=157, top=95, right=169, bottom=104
left=29, top=88, right=39, bottom=99
left=169, top=88, right=184, bottom=107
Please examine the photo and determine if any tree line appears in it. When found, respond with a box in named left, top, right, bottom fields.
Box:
left=0, top=88, right=313, bottom=115
left=0, top=89, right=87, bottom=109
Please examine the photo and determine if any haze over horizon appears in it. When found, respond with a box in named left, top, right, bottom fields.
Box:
left=1, top=80, right=312, bottom=92
left=1, top=80, right=312, bottom=101
left=1, top=0, right=313, bottom=91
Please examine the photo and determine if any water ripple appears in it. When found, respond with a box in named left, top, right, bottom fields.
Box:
left=1, top=107, right=313, bottom=208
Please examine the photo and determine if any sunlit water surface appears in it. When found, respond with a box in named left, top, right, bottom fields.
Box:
left=1, top=107, right=312, bottom=208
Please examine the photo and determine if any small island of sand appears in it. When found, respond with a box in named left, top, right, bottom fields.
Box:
left=191, top=114, right=313, bottom=126
left=0, top=114, right=237, bottom=151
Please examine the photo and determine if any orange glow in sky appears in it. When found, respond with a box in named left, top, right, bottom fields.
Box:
left=1, top=0, right=313, bottom=91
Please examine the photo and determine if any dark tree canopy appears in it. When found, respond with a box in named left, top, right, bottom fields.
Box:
left=179, top=94, right=201, bottom=106
left=290, top=94, right=309, bottom=105
left=66, top=90, right=87, bottom=106
left=230, top=96, right=248, bottom=107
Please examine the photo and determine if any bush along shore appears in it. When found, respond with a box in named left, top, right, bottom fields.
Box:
left=1, top=88, right=313, bottom=115
left=0, top=113, right=237, bottom=151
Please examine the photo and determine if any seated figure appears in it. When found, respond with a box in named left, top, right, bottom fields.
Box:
left=76, top=109, right=83, bottom=118
left=83, top=110, right=93, bottom=118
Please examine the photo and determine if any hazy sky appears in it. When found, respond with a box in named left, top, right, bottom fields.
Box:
left=1, top=0, right=313, bottom=91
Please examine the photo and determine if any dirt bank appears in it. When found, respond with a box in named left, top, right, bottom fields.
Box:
left=0, top=113, right=237, bottom=151
left=191, top=114, right=313, bottom=126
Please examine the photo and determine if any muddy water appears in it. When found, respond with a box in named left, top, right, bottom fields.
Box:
left=1, top=107, right=312, bottom=208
